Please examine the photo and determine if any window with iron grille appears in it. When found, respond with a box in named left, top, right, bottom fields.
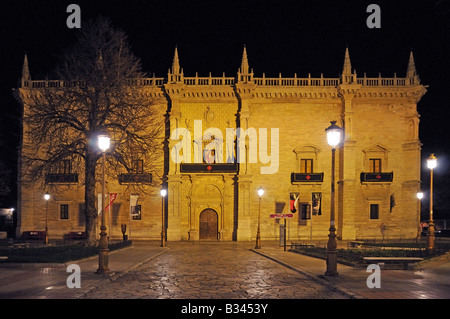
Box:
left=61, top=160, right=71, bottom=174
left=370, top=204, right=379, bottom=219
left=60, top=204, right=69, bottom=219
left=133, top=160, right=144, bottom=174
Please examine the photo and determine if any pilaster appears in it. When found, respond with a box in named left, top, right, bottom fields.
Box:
left=337, top=84, right=361, bottom=240
left=236, top=174, right=252, bottom=241
left=166, top=174, right=182, bottom=241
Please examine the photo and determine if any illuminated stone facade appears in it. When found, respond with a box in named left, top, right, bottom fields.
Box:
left=15, top=47, right=427, bottom=241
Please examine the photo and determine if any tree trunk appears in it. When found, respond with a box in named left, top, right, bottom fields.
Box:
left=84, top=150, right=98, bottom=244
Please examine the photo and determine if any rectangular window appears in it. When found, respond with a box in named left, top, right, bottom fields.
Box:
left=133, top=160, right=144, bottom=174
left=131, top=205, right=141, bottom=220
left=202, top=136, right=217, bottom=164
left=60, top=160, right=71, bottom=174
left=60, top=204, right=69, bottom=219
left=275, top=202, right=285, bottom=214
left=369, top=159, right=382, bottom=173
left=300, top=203, right=311, bottom=220
left=370, top=204, right=379, bottom=219
left=300, top=159, right=313, bottom=173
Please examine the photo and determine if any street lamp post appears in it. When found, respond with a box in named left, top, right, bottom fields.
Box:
left=426, top=154, right=437, bottom=252
left=160, top=189, right=167, bottom=247
left=255, top=187, right=264, bottom=249
left=44, top=192, right=50, bottom=245
left=417, top=192, right=423, bottom=239
left=97, top=134, right=111, bottom=274
left=325, top=121, right=342, bottom=276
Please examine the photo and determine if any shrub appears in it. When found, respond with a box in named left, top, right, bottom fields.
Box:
left=292, top=245, right=444, bottom=265
left=0, top=240, right=132, bottom=263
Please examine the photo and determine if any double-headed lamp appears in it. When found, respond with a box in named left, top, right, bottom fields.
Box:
left=325, top=121, right=342, bottom=148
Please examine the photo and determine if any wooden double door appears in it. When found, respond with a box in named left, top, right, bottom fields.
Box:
left=199, top=209, right=218, bottom=240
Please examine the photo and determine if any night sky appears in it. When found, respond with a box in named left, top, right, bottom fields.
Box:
left=1, top=0, right=449, bottom=217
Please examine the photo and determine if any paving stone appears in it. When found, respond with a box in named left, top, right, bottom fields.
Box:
left=1, top=241, right=448, bottom=300
left=82, top=242, right=346, bottom=299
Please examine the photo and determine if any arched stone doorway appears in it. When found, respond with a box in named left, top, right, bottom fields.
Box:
left=199, top=209, right=218, bottom=240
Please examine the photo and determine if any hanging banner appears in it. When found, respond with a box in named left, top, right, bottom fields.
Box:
left=97, top=193, right=106, bottom=216
left=290, top=192, right=299, bottom=213
left=312, top=192, right=322, bottom=215
left=130, top=194, right=139, bottom=216
left=97, top=193, right=116, bottom=215
left=106, top=193, right=118, bottom=211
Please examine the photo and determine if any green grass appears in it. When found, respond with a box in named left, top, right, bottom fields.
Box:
left=0, top=240, right=132, bottom=263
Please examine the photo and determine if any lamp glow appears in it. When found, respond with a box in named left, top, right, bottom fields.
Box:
left=427, top=153, right=437, bottom=170
left=417, top=192, right=423, bottom=200
left=98, top=135, right=111, bottom=152
left=257, top=187, right=264, bottom=197
left=325, top=121, right=342, bottom=148
left=44, top=192, right=50, bottom=201
left=161, top=189, right=167, bottom=197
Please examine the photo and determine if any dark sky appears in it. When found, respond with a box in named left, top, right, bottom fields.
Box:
left=1, top=0, right=449, bottom=214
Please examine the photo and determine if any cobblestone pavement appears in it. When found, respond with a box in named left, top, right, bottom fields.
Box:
left=83, top=242, right=349, bottom=299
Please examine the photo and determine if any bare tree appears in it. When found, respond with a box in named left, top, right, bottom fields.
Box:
left=0, top=161, right=11, bottom=199
left=20, top=17, right=164, bottom=243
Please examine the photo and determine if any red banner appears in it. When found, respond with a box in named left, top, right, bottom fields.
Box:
left=105, top=193, right=118, bottom=210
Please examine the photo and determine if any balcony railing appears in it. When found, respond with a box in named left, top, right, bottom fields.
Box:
left=22, top=75, right=418, bottom=89
left=180, top=163, right=238, bottom=173
left=45, top=173, right=78, bottom=184
left=183, top=76, right=236, bottom=86
left=291, top=173, right=324, bottom=183
left=23, top=77, right=165, bottom=89
left=254, top=76, right=340, bottom=87
left=360, top=172, right=394, bottom=183
left=118, top=173, right=152, bottom=184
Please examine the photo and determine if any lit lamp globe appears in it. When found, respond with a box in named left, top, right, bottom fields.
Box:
left=44, top=192, right=50, bottom=201
left=161, top=189, right=167, bottom=197
left=427, top=154, right=437, bottom=170
left=257, top=187, right=264, bottom=197
left=98, top=135, right=111, bottom=152
left=417, top=192, right=423, bottom=200
left=325, top=121, right=342, bottom=148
